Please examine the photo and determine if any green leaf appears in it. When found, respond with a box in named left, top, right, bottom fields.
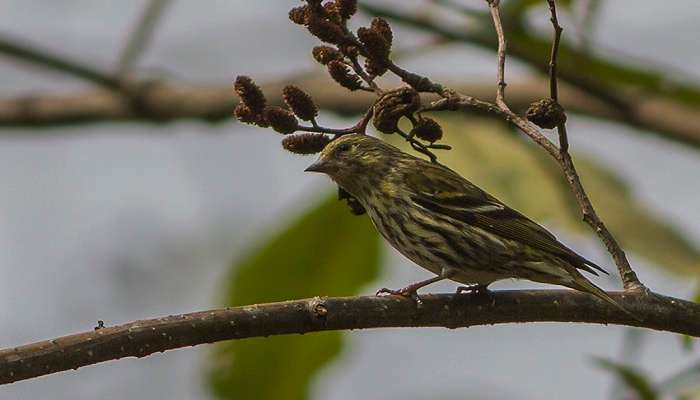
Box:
left=208, top=194, right=381, bottom=400
left=397, top=115, right=700, bottom=277
left=594, top=357, right=658, bottom=400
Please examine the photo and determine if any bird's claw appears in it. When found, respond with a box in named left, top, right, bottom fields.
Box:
left=456, top=284, right=491, bottom=297
left=376, top=287, right=422, bottom=304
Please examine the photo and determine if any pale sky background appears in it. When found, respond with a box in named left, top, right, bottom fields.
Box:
left=1, top=1, right=699, bottom=399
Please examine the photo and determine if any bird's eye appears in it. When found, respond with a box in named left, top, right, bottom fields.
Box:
left=336, top=143, right=351, bottom=154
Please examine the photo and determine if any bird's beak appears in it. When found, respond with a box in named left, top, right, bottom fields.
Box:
left=305, top=159, right=329, bottom=173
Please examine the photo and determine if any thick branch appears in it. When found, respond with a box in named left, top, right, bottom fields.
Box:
left=0, top=290, right=697, bottom=385
left=0, top=76, right=697, bottom=146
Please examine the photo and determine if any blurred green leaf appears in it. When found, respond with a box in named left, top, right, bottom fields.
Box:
left=403, top=115, right=700, bottom=276
left=594, top=357, right=658, bottom=400
left=208, top=194, right=381, bottom=400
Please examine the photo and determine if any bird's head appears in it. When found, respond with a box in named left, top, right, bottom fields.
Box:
left=305, top=134, right=401, bottom=198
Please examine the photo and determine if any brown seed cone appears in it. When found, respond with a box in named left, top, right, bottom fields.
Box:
left=526, top=98, right=567, bottom=129
left=327, top=60, right=362, bottom=91
left=234, top=103, right=268, bottom=127
left=370, top=17, right=393, bottom=46
left=364, top=57, right=389, bottom=77
left=411, top=118, right=443, bottom=142
left=233, top=103, right=257, bottom=124
left=307, top=14, right=346, bottom=44
left=264, top=106, right=299, bottom=134
left=282, top=133, right=331, bottom=154
left=283, top=85, right=318, bottom=121
left=322, top=2, right=342, bottom=23
left=288, top=6, right=309, bottom=25
left=372, top=87, right=421, bottom=133
left=357, top=26, right=390, bottom=62
left=234, top=76, right=266, bottom=115
left=338, top=44, right=359, bottom=58
left=336, top=0, right=358, bottom=19
left=312, top=46, right=344, bottom=65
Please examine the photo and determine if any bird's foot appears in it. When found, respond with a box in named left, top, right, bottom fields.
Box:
left=456, top=284, right=491, bottom=297
left=376, top=287, right=422, bottom=304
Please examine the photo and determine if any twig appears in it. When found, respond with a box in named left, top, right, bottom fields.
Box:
left=486, top=0, right=508, bottom=108
left=483, top=0, right=645, bottom=291
left=544, top=0, right=644, bottom=291
left=298, top=107, right=374, bottom=136
left=0, top=290, right=697, bottom=384
left=115, top=0, right=172, bottom=78
left=546, top=0, right=568, bottom=151
left=0, top=35, right=122, bottom=90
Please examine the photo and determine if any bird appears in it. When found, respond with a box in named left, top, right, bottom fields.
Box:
left=304, top=133, right=625, bottom=312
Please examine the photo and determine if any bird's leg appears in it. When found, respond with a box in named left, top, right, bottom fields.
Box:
left=376, top=268, right=456, bottom=303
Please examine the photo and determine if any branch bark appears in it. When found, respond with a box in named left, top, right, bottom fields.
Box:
left=0, top=290, right=698, bottom=385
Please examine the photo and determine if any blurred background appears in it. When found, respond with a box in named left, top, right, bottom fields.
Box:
left=1, top=0, right=700, bottom=399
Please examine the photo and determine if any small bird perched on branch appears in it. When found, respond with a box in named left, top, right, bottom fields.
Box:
left=305, top=133, right=625, bottom=311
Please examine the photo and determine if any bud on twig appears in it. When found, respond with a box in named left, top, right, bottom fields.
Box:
left=338, top=44, right=359, bottom=58
left=307, top=14, right=346, bottom=44
left=357, top=26, right=390, bottom=62
left=370, top=17, right=393, bottom=46
left=264, top=106, right=299, bottom=134
left=312, top=46, right=343, bottom=65
left=282, top=133, right=331, bottom=154
left=411, top=118, right=443, bottom=143
left=372, top=87, right=421, bottom=133
left=526, top=98, right=567, bottom=129
left=283, top=85, right=318, bottom=121
left=234, top=103, right=257, bottom=124
left=336, top=0, right=358, bottom=19
left=327, top=60, right=362, bottom=91
left=365, top=57, right=389, bottom=77
left=323, top=2, right=342, bottom=23
left=288, top=6, right=310, bottom=25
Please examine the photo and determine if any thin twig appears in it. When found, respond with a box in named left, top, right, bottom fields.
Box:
left=115, top=0, right=172, bottom=78
left=486, top=0, right=508, bottom=108
left=0, top=35, right=122, bottom=90
left=482, top=0, right=645, bottom=291
left=546, top=0, right=568, bottom=152
left=298, top=106, right=374, bottom=136
left=544, top=0, right=644, bottom=291
left=0, top=290, right=697, bottom=384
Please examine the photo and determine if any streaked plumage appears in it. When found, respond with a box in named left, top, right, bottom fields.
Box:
left=305, top=134, right=622, bottom=310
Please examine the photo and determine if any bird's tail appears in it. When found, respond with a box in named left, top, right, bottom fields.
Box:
left=568, top=276, right=640, bottom=321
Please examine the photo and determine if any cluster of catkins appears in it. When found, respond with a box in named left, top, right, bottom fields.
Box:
left=233, top=0, right=444, bottom=152
left=234, top=76, right=330, bottom=154
left=233, top=0, right=449, bottom=212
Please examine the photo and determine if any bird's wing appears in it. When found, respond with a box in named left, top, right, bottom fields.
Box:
left=404, top=164, right=607, bottom=275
